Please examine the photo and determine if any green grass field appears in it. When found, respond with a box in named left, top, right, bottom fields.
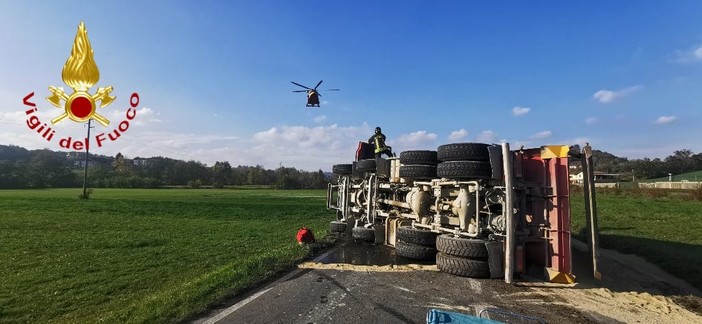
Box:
left=3, top=188, right=701, bottom=322
left=570, top=188, right=702, bottom=291
left=0, top=189, right=330, bottom=323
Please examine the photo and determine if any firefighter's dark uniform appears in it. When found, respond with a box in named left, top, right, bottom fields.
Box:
left=368, top=128, right=393, bottom=158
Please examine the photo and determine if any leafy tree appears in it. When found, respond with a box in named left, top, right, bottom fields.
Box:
left=0, top=145, right=31, bottom=161
left=26, top=150, right=76, bottom=188
left=665, top=149, right=694, bottom=175
left=0, top=160, right=25, bottom=188
left=211, top=161, right=232, bottom=188
left=112, top=152, right=134, bottom=177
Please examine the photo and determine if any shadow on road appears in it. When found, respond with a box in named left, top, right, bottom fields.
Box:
left=317, top=236, right=435, bottom=267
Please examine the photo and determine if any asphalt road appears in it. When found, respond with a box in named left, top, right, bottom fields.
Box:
left=192, top=238, right=600, bottom=324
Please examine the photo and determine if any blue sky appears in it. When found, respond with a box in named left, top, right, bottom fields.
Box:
left=1, top=1, right=701, bottom=170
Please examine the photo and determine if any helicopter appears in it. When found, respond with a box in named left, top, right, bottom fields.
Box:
left=291, top=80, right=340, bottom=107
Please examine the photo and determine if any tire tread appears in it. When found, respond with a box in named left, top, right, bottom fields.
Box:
left=436, top=252, right=490, bottom=278
left=400, top=150, right=438, bottom=165
left=352, top=226, right=375, bottom=242
left=436, top=235, right=489, bottom=258
left=437, top=143, right=490, bottom=162
left=395, top=241, right=437, bottom=260
left=397, top=226, right=439, bottom=246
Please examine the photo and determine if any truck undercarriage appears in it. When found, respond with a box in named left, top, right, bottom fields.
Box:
left=327, top=142, right=597, bottom=283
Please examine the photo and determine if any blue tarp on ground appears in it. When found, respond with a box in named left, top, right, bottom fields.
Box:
left=426, top=309, right=502, bottom=324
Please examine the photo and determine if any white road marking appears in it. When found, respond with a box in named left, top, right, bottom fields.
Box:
left=200, top=247, right=341, bottom=323
left=393, top=285, right=414, bottom=293
left=203, top=287, right=273, bottom=324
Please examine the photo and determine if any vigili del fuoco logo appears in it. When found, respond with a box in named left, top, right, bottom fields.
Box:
left=23, top=21, right=141, bottom=151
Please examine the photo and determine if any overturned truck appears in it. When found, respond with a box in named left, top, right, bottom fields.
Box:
left=327, top=142, right=594, bottom=283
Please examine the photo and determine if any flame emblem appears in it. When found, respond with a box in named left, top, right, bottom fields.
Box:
left=47, top=22, right=114, bottom=126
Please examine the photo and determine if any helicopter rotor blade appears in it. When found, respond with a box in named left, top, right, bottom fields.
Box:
left=291, top=81, right=312, bottom=90
left=292, top=90, right=308, bottom=92
left=314, top=80, right=323, bottom=89
left=323, top=89, right=340, bottom=91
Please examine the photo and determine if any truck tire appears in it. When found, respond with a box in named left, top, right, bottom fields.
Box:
left=397, top=226, right=439, bottom=246
left=352, top=226, right=375, bottom=242
left=332, top=164, right=352, bottom=174
left=436, top=252, right=490, bottom=278
left=437, top=161, right=491, bottom=179
left=330, top=221, right=347, bottom=233
left=395, top=241, right=437, bottom=260
left=356, top=159, right=376, bottom=173
left=436, top=235, right=489, bottom=258
left=400, top=150, right=438, bottom=165
left=399, top=165, right=437, bottom=179
left=437, top=143, right=490, bottom=162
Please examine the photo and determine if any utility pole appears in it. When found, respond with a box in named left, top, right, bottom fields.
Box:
left=82, top=119, right=94, bottom=198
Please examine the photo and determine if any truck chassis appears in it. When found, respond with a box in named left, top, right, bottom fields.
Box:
left=327, top=142, right=581, bottom=283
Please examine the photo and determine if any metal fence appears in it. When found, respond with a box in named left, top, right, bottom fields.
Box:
left=594, top=182, right=619, bottom=188
left=639, top=181, right=702, bottom=190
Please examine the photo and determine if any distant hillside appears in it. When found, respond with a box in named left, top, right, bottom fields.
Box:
left=3, top=144, right=702, bottom=187
left=0, top=144, right=329, bottom=189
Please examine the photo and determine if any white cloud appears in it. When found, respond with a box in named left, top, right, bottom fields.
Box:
left=475, top=130, right=496, bottom=143
left=313, top=115, right=327, bottom=123
left=135, top=107, right=163, bottom=124
left=0, top=106, right=376, bottom=170
left=585, top=117, right=598, bottom=125
left=252, top=127, right=278, bottom=141
left=593, top=85, right=643, bottom=103
left=448, top=128, right=468, bottom=141
left=654, top=116, right=676, bottom=125
left=593, top=90, right=615, bottom=103
left=247, top=123, right=372, bottom=169
left=512, top=106, right=530, bottom=116
left=672, top=45, right=702, bottom=63
left=530, top=130, right=553, bottom=140
left=114, top=131, right=240, bottom=160
left=106, top=107, right=163, bottom=126
left=0, top=110, right=25, bottom=124
left=393, top=130, right=438, bottom=151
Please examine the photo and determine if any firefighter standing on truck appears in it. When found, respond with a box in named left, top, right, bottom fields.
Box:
left=368, top=127, right=394, bottom=158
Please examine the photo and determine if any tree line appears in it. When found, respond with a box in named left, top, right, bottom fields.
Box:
left=0, top=145, right=328, bottom=189
left=2, top=145, right=702, bottom=189
left=586, top=149, right=702, bottom=180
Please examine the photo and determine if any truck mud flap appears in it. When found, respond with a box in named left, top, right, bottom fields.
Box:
left=485, top=241, right=504, bottom=279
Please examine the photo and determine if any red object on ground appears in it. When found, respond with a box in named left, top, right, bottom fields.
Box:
left=296, top=227, right=316, bottom=244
